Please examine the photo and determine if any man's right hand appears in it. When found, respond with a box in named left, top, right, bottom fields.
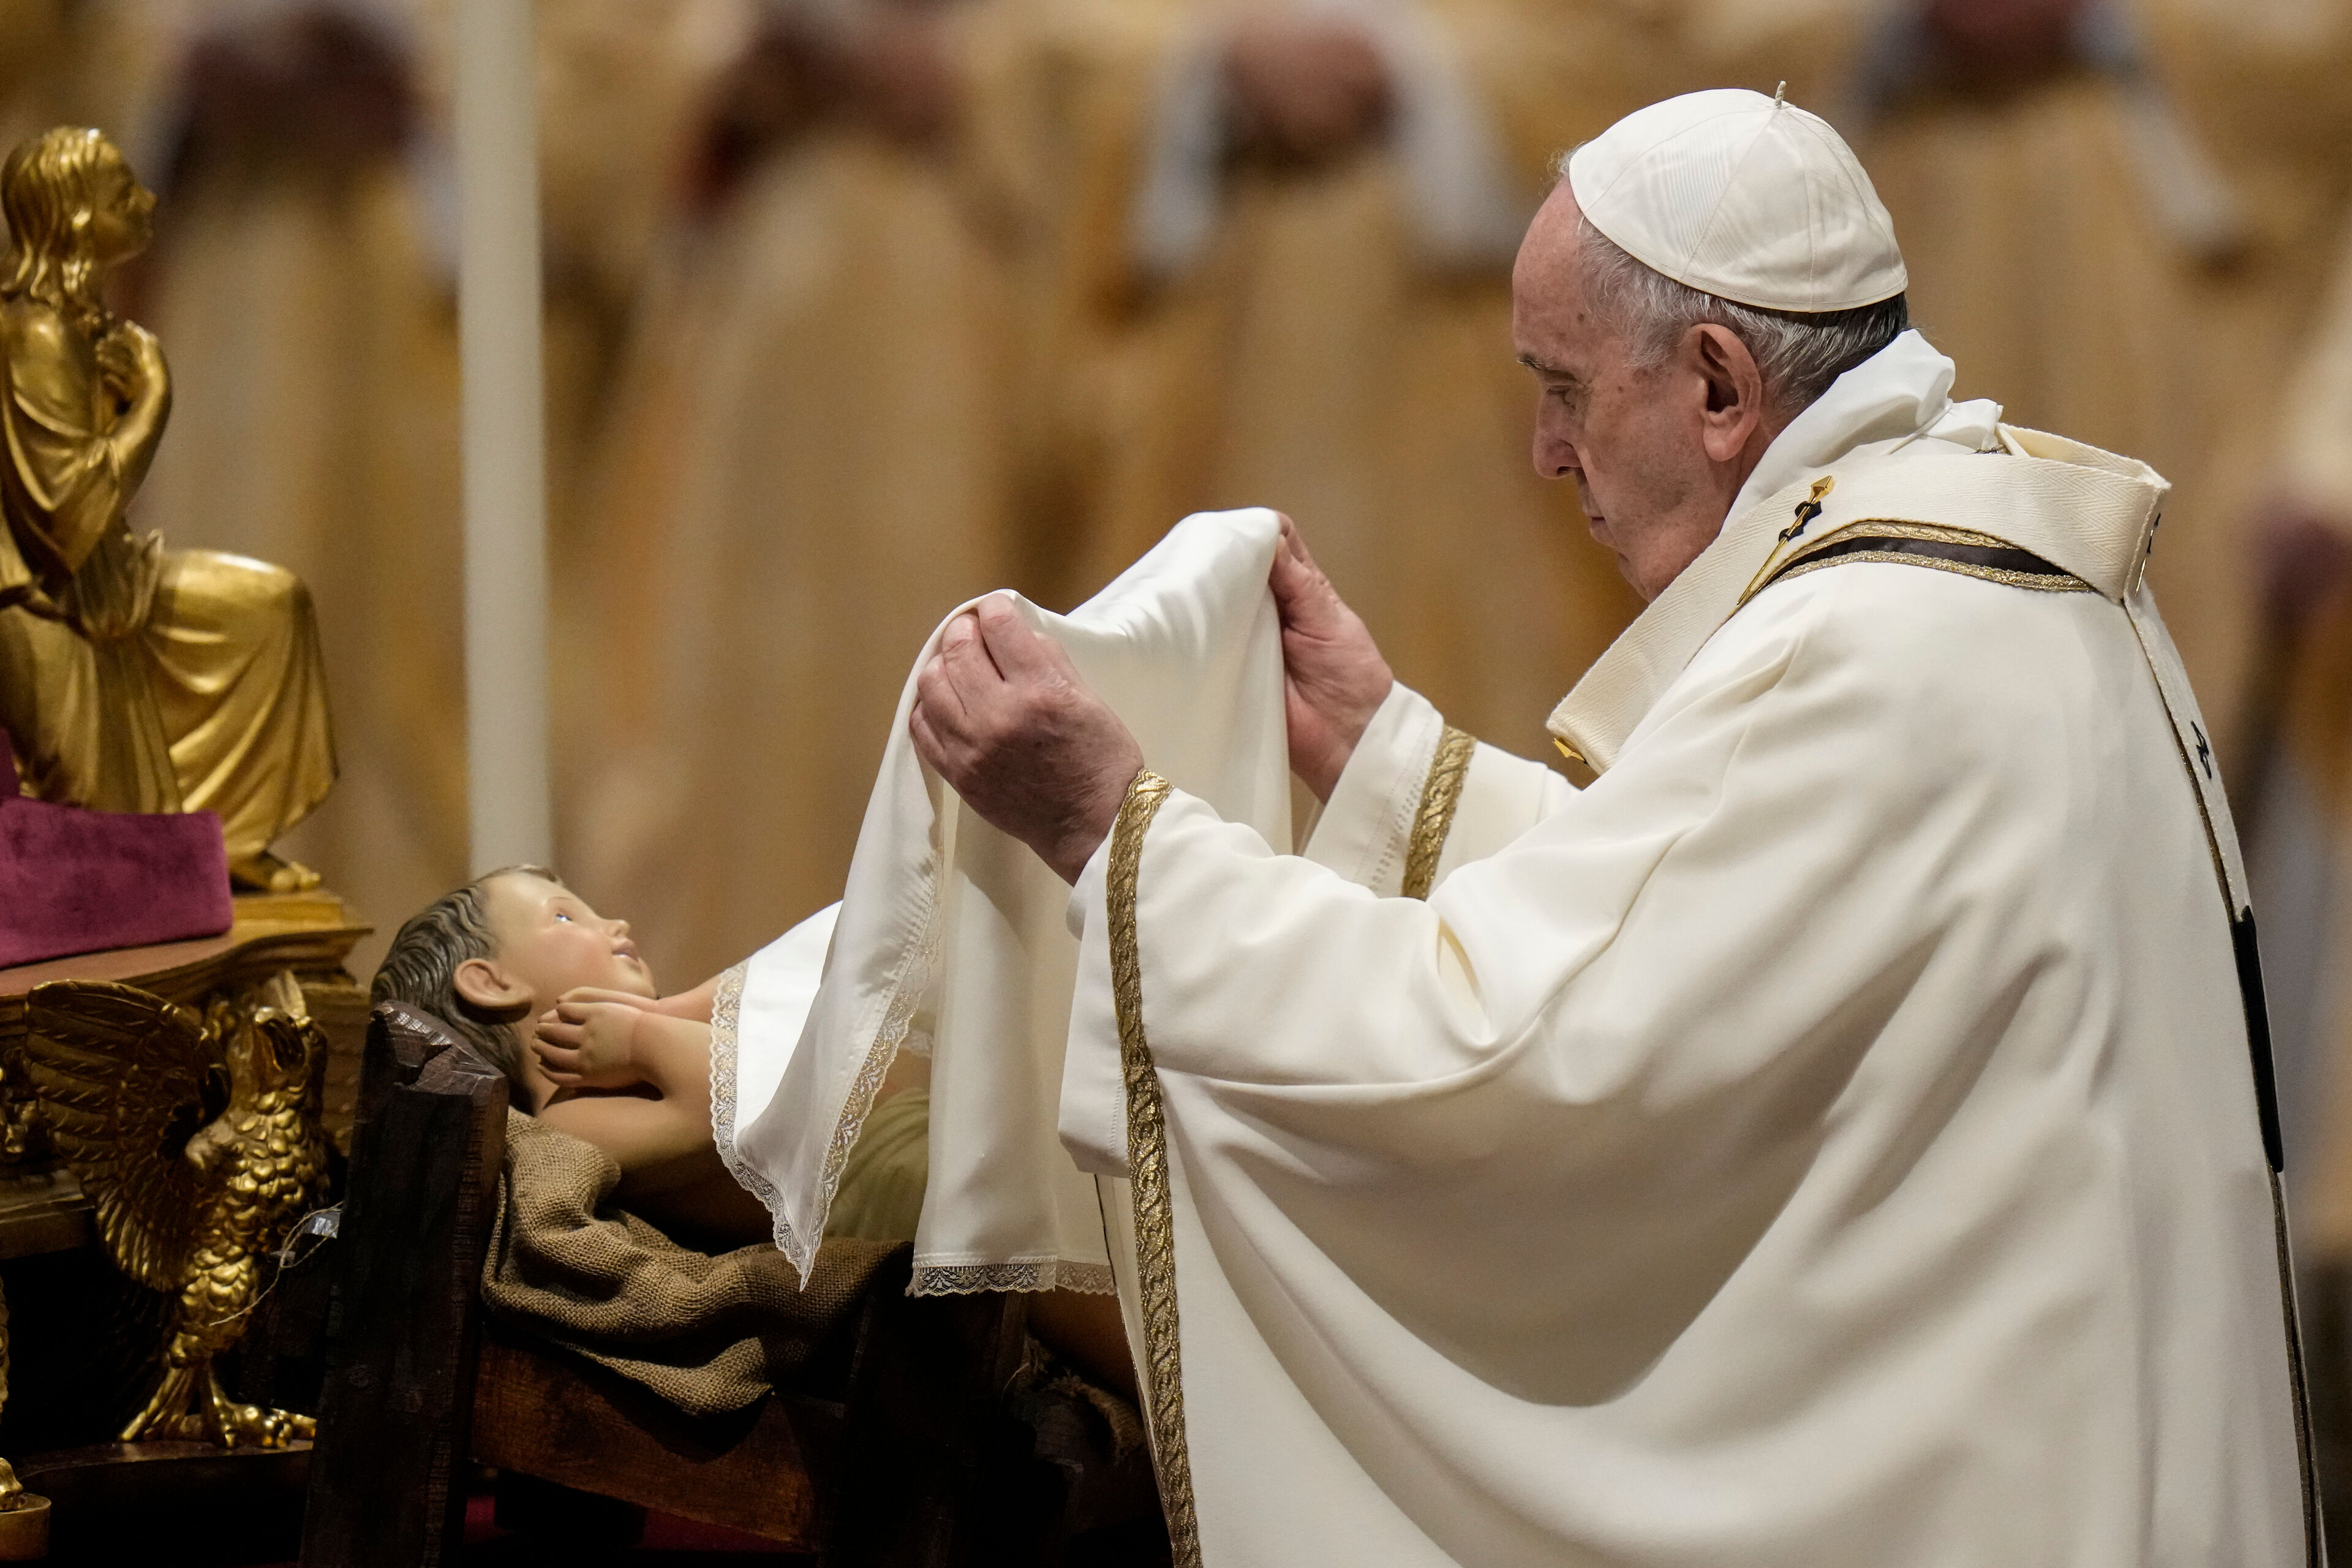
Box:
left=1271, top=515, right=1391, bottom=802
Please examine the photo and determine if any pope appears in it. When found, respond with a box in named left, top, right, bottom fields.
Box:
left=910, top=90, right=2314, bottom=1564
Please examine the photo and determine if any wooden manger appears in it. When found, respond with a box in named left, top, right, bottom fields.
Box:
left=300, top=1001, right=1163, bottom=1566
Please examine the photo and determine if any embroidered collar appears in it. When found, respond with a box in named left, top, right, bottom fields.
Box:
left=1544, top=336, right=2165, bottom=771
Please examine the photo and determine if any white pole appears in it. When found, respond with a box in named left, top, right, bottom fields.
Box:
left=456, top=0, right=552, bottom=873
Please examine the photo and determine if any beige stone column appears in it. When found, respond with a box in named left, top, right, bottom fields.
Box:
left=456, top=0, right=552, bottom=871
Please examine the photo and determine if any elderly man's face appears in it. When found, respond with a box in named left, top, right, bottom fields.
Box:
left=1512, top=184, right=1769, bottom=601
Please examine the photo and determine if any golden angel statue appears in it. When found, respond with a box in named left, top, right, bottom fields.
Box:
left=23, top=971, right=330, bottom=1446
left=0, top=127, right=334, bottom=892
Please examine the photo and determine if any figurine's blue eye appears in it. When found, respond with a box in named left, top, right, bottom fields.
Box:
left=554, top=911, right=573, bottom=922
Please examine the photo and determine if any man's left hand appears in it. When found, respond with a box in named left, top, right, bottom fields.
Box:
left=910, top=596, right=1145, bottom=883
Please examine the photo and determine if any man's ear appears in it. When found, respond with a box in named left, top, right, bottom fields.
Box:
left=1688, top=323, right=1766, bottom=463
left=454, top=957, right=532, bottom=1020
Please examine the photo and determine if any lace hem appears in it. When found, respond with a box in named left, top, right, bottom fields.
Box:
left=769, top=825, right=953, bottom=1277
left=706, top=963, right=794, bottom=1243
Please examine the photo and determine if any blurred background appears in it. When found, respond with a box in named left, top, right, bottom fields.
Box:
left=10, top=0, right=2352, bottom=1494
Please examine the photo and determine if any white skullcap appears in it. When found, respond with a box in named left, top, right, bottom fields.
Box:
left=1566, top=88, right=1906, bottom=314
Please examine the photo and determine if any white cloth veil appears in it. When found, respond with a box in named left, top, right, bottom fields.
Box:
left=710, top=508, right=1292, bottom=1292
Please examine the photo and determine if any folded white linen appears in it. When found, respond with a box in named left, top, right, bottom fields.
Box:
left=710, top=508, right=1292, bottom=1291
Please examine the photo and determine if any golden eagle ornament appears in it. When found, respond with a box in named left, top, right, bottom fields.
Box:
left=24, top=971, right=329, bottom=1447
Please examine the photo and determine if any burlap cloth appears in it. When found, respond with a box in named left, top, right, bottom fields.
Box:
left=481, top=1109, right=899, bottom=1417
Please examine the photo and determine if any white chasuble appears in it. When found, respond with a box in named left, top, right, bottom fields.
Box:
left=710, top=507, right=1292, bottom=1294
left=1057, top=336, right=2316, bottom=1564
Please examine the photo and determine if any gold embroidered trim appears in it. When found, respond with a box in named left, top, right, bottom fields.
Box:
left=1109, top=769, right=1200, bottom=1568
left=1771, top=548, right=2091, bottom=595
left=1402, top=726, right=1475, bottom=901
left=1740, top=518, right=2094, bottom=608
left=1765, top=516, right=2094, bottom=595
left=1806, top=519, right=2011, bottom=550
left=912, top=1260, right=1117, bottom=1297
left=1777, top=521, right=2089, bottom=581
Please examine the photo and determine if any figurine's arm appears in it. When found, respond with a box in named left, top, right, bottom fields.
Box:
left=609, top=1012, right=711, bottom=1104
left=533, top=1081, right=714, bottom=1183
left=533, top=1012, right=717, bottom=1179
left=653, top=972, right=724, bottom=1024
left=3, top=307, right=170, bottom=578
left=532, top=1000, right=710, bottom=1101
left=94, top=321, right=170, bottom=504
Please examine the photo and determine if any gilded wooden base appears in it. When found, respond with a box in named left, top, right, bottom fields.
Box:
left=1, top=889, right=371, bottom=1164
left=0, top=892, right=363, bottom=1468
left=0, top=1495, right=48, bottom=1561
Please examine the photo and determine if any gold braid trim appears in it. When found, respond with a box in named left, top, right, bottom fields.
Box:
left=1401, top=726, right=1475, bottom=901
left=1771, top=549, right=2090, bottom=596
left=1108, top=769, right=1201, bottom=1568
left=1762, top=521, right=2092, bottom=600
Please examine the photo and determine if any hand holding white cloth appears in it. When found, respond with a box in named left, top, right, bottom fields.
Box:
left=906, top=599, right=1142, bottom=883
left=710, top=508, right=1294, bottom=1291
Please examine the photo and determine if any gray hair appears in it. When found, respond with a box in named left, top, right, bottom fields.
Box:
left=1575, top=213, right=1910, bottom=414
left=369, top=865, right=562, bottom=1088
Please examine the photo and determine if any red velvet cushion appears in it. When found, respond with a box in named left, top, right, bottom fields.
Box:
left=0, top=729, right=233, bottom=969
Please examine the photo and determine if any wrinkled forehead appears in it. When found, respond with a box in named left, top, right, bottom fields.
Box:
left=1519, top=181, right=1586, bottom=268
left=1512, top=184, right=1603, bottom=353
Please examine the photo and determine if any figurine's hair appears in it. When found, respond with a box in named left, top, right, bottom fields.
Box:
left=0, top=127, right=121, bottom=334
left=369, top=865, right=564, bottom=1090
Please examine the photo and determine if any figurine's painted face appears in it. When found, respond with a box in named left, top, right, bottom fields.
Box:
left=476, top=872, right=658, bottom=1013
left=81, top=146, right=154, bottom=265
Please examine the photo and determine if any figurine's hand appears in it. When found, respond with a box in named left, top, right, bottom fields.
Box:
left=1270, top=514, right=1392, bottom=801
left=125, top=322, right=165, bottom=375
left=94, top=332, right=136, bottom=396
left=96, top=323, right=166, bottom=406
left=556, top=982, right=712, bottom=1023
left=909, top=595, right=1144, bottom=883
left=532, top=999, right=646, bottom=1090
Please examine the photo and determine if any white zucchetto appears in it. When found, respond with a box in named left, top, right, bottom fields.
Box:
left=1566, top=88, right=1907, bottom=314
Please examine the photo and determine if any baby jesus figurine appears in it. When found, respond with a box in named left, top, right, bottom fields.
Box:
left=371, top=865, right=924, bottom=1246
left=372, top=865, right=1133, bottom=1394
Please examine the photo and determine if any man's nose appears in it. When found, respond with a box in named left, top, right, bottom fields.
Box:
left=1532, top=426, right=1581, bottom=482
